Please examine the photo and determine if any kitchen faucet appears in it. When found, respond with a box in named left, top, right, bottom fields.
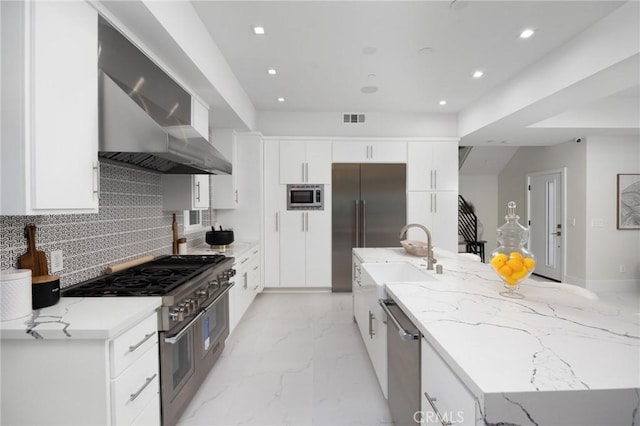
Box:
left=399, top=224, right=438, bottom=270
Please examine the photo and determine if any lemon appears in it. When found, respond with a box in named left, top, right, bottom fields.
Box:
left=523, top=257, right=536, bottom=270
left=490, top=253, right=508, bottom=270
left=507, top=258, right=524, bottom=272
left=498, top=265, right=513, bottom=278
left=509, top=252, right=524, bottom=262
left=505, top=276, right=519, bottom=286
left=512, top=268, right=528, bottom=281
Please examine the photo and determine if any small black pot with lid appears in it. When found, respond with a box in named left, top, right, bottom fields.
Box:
left=206, top=226, right=234, bottom=246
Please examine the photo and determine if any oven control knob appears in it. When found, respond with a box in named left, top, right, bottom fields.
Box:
left=209, top=279, right=219, bottom=289
left=179, top=302, right=190, bottom=316
left=170, top=308, right=185, bottom=322
left=196, top=289, right=208, bottom=300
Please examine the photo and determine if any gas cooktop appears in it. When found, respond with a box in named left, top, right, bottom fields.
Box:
left=62, top=255, right=227, bottom=297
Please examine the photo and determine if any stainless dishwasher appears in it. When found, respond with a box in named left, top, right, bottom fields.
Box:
left=379, top=298, right=421, bottom=426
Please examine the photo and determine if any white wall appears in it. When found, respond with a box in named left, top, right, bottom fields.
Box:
left=585, top=135, right=640, bottom=290
left=499, top=141, right=587, bottom=285
left=459, top=175, right=499, bottom=254
left=256, top=111, right=458, bottom=138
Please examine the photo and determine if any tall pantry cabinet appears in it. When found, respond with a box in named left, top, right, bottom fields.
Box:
left=264, top=139, right=332, bottom=289
left=406, top=140, right=459, bottom=252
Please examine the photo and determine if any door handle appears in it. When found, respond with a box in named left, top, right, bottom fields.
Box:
left=368, top=310, right=375, bottom=339
left=552, top=231, right=561, bottom=236
left=355, top=200, right=360, bottom=247
left=92, top=162, right=100, bottom=198
left=275, top=212, right=279, bottom=232
left=305, top=163, right=309, bottom=182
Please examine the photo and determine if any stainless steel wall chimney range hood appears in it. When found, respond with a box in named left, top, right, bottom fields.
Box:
left=98, top=17, right=231, bottom=175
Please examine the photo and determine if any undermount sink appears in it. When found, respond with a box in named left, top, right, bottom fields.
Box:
left=362, top=262, right=436, bottom=285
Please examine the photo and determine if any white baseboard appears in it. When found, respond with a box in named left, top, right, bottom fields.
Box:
left=262, top=286, right=332, bottom=294
left=585, top=279, right=640, bottom=293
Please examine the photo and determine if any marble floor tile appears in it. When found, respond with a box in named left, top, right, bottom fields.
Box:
left=178, top=293, right=392, bottom=426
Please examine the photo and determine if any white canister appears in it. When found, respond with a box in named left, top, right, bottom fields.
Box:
left=1, top=269, right=33, bottom=321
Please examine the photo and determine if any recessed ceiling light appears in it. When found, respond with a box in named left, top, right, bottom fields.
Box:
left=472, top=70, right=484, bottom=78
left=439, top=100, right=447, bottom=106
left=267, top=68, right=277, bottom=75
left=277, top=97, right=285, bottom=102
left=252, top=26, right=265, bottom=35
left=361, top=86, right=378, bottom=94
left=418, top=47, right=434, bottom=55
left=519, top=29, right=535, bottom=39
left=362, top=46, right=377, bottom=55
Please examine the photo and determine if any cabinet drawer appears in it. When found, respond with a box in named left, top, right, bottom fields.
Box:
left=111, top=346, right=160, bottom=426
left=130, top=394, right=160, bottom=426
left=110, top=313, right=158, bottom=378
left=421, top=338, right=476, bottom=426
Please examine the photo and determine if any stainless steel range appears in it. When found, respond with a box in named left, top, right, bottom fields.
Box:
left=62, top=254, right=235, bottom=426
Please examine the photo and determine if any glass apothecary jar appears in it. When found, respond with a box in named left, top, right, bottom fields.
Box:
left=490, top=201, right=536, bottom=298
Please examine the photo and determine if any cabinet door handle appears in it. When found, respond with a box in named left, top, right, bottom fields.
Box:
left=302, top=212, right=305, bottom=232
left=253, top=265, right=259, bottom=271
left=305, top=162, right=309, bottom=182
left=93, top=163, right=100, bottom=197
left=301, top=163, right=305, bottom=182
left=305, top=212, right=309, bottom=232
left=241, top=257, right=249, bottom=264
left=235, top=189, right=238, bottom=203
left=370, top=145, right=374, bottom=159
left=434, top=170, right=437, bottom=189
left=368, top=310, right=375, bottom=339
left=430, top=193, right=433, bottom=213
left=128, top=332, right=155, bottom=353
left=434, top=193, right=437, bottom=213
left=424, top=392, right=452, bottom=426
left=243, top=272, right=248, bottom=289
left=130, top=374, right=157, bottom=402
left=430, top=170, right=433, bottom=189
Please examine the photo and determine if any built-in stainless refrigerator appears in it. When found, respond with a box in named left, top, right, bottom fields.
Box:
left=332, top=163, right=406, bottom=292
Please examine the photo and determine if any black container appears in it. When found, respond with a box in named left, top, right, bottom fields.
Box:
left=32, top=275, right=60, bottom=309
left=206, top=227, right=234, bottom=246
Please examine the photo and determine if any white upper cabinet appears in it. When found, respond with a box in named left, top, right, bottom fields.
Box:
left=407, top=141, right=459, bottom=191
left=332, top=141, right=407, bottom=163
left=210, top=129, right=237, bottom=209
left=162, top=175, right=210, bottom=211
left=406, top=191, right=458, bottom=253
left=279, top=140, right=331, bottom=184
left=1, top=0, right=99, bottom=215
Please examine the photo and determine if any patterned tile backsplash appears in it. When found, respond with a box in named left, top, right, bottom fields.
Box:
left=0, top=162, right=212, bottom=288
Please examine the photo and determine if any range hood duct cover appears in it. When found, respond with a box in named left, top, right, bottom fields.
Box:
left=97, top=16, right=230, bottom=175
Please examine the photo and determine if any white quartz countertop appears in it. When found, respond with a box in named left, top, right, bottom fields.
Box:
left=188, top=240, right=259, bottom=262
left=0, top=297, right=161, bottom=340
left=355, top=247, right=640, bottom=395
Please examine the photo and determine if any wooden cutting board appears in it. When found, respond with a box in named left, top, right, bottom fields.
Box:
left=19, top=224, right=49, bottom=276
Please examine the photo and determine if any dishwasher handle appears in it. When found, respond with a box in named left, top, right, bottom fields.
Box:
left=379, top=299, right=419, bottom=341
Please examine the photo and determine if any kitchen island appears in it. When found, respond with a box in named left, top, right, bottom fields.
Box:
left=355, top=247, right=640, bottom=425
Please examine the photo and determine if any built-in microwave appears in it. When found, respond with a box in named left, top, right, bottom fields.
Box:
left=287, top=184, right=324, bottom=210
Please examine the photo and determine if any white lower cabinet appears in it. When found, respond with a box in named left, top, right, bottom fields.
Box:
left=229, top=246, right=261, bottom=333
left=0, top=312, right=160, bottom=426
left=279, top=207, right=332, bottom=288
left=421, top=338, right=477, bottom=426
left=352, top=255, right=388, bottom=398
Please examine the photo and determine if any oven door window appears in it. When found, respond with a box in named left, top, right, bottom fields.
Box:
left=162, top=327, right=195, bottom=401
left=199, top=296, right=229, bottom=358
left=290, top=190, right=313, bottom=204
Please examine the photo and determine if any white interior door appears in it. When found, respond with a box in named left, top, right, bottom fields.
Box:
left=528, top=171, right=564, bottom=281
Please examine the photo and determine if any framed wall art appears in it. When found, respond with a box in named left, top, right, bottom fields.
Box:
left=617, top=174, right=640, bottom=230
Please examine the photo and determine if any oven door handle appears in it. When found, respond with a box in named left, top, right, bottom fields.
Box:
left=202, top=283, right=234, bottom=313
left=164, top=311, right=205, bottom=344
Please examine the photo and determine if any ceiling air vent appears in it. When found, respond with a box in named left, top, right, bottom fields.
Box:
left=343, top=114, right=366, bottom=124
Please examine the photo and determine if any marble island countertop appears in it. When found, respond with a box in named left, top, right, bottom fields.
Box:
left=0, top=297, right=160, bottom=340
left=355, top=247, right=640, bottom=424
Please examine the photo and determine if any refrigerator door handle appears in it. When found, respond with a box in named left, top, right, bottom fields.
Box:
left=355, top=200, right=360, bottom=247
left=362, top=200, right=367, bottom=247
